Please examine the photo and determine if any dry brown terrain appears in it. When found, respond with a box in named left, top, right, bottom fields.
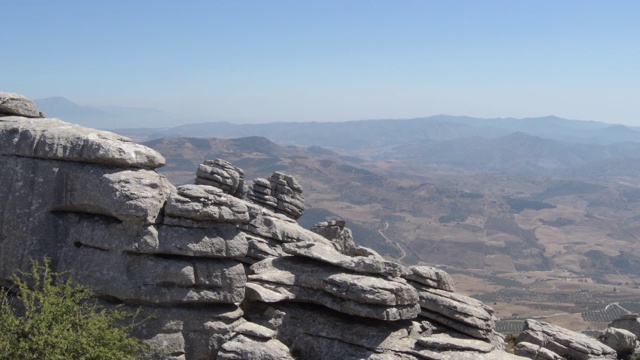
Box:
left=146, top=137, right=640, bottom=333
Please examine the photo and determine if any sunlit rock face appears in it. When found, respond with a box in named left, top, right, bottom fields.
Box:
left=0, top=92, right=524, bottom=359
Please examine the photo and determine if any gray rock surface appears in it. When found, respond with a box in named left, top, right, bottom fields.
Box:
left=600, top=326, right=636, bottom=357
left=243, top=302, right=524, bottom=360
left=247, top=172, right=305, bottom=219
left=247, top=256, right=420, bottom=321
left=132, top=304, right=245, bottom=360
left=310, top=220, right=357, bottom=255
left=282, top=241, right=409, bottom=278
left=0, top=116, right=165, bottom=168
left=164, top=185, right=250, bottom=225
left=196, top=159, right=247, bottom=198
left=59, top=247, right=246, bottom=305
left=0, top=91, right=44, bottom=117
left=243, top=234, right=289, bottom=264
left=415, top=285, right=497, bottom=341
left=516, top=319, right=616, bottom=360
left=216, top=334, right=293, bottom=360
left=609, top=313, right=640, bottom=338
left=403, top=265, right=456, bottom=292
left=514, top=342, right=563, bottom=360
left=239, top=203, right=331, bottom=244
left=417, top=334, right=494, bottom=352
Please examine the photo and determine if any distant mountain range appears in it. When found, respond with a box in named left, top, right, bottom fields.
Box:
left=34, top=96, right=640, bottom=177
left=116, top=115, right=640, bottom=148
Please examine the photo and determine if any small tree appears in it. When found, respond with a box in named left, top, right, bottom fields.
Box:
left=0, top=258, right=147, bottom=360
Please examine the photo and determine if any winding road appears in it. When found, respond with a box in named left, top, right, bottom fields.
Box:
left=378, top=222, right=407, bottom=262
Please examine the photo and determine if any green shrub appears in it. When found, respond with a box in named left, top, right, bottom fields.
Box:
left=0, top=258, right=147, bottom=360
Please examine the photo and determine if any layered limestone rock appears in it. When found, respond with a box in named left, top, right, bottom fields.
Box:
left=246, top=256, right=420, bottom=321
left=0, top=91, right=44, bottom=117
left=403, top=265, right=456, bottom=292
left=310, top=220, right=357, bottom=255
left=247, top=171, right=305, bottom=219
left=516, top=319, right=616, bottom=360
left=216, top=322, right=293, bottom=360
left=0, top=116, right=165, bottom=168
left=195, top=159, right=247, bottom=198
left=599, top=327, right=636, bottom=358
left=609, top=313, right=640, bottom=338
left=0, top=92, right=524, bottom=360
left=244, top=302, right=522, bottom=360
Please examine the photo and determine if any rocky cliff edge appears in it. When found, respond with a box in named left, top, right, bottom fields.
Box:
left=0, top=92, right=524, bottom=359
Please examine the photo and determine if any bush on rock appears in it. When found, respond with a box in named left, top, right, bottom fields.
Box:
left=0, top=258, right=146, bottom=360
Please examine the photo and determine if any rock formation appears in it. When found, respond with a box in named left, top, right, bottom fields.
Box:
left=195, top=159, right=247, bottom=198
left=600, top=327, right=636, bottom=358
left=515, top=319, right=616, bottom=360
left=247, top=172, right=305, bottom=219
left=0, top=92, right=524, bottom=359
left=0, top=91, right=45, bottom=118
left=609, top=313, right=640, bottom=339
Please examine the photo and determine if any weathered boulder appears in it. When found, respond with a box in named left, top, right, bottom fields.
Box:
left=59, top=247, right=246, bottom=305
left=417, top=334, right=494, bottom=353
left=403, top=265, right=456, bottom=292
left=246, top=256, right=420, bottom=321
left=600, top=327, right=636, bottom=357
left=0, top=116, right=165, bottom=168
left=0, top=156, right=173, bottom=282
left=514, top=342, right=563, bottom=360
left=282, top=241, right=409, bottom=278
left=195, top=159, right=247, bottom=198
left=310, top=220, right=357, bottom=255
left=609, top=313, right=640, bottom=338
left=247, top=172, right=304, bottom=219
left=217, top=322, right=293, bottom=360
left=516, top=319, right=616, bottom=360
left=416, top=285, right=497, bottom=341
left=132, top=304, right=245, bottom=360
left=217, top=334, right=293, bottom=360
left=242, top=302, right=524, bottom=360
left=0, top=91, right=44, bottom=117
left=239, top=203, right=331, bottom=244
left=164, top=185, right=250, bottom=226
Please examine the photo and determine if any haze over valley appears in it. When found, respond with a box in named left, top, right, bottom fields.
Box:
left=33, top=95, right=640, bottom=333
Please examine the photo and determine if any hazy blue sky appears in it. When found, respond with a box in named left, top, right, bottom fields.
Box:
left=3, top=0, right=639, bottom=124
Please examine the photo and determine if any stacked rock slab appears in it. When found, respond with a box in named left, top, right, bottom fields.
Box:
left=515, top=319, right=616, bottom=360
left=0, top=91, right=44, bottom=118
left=0, top=92, right=526, bottom=360
left=247, top=172, right=305, bottom=219
left=195, top=159, right=247, bottom=198
left=311, top=220, right=357, bottom=255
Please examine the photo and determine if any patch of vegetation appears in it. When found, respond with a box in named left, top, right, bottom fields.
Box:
left=335, top=164, right=380, bottom=177
left=583, top=250, right=640, bottom=275
left=187, top=138, right=213, bottom=149
left=505, top=198, right=555, bottom=213
left=540, top=218, right=575, bottom=227
left=0, top=258, right=147, bottom=360
left=621, top=189, right=640, bottom=203
left=582, top=303, right=628, bottom=322
left=459, top=192, right=484, bottom=199
left=530, top=181, right=606, bottom=201
left=319, top=159, right=335, bottom=168
left=438, top=213, right=467, bottom=223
